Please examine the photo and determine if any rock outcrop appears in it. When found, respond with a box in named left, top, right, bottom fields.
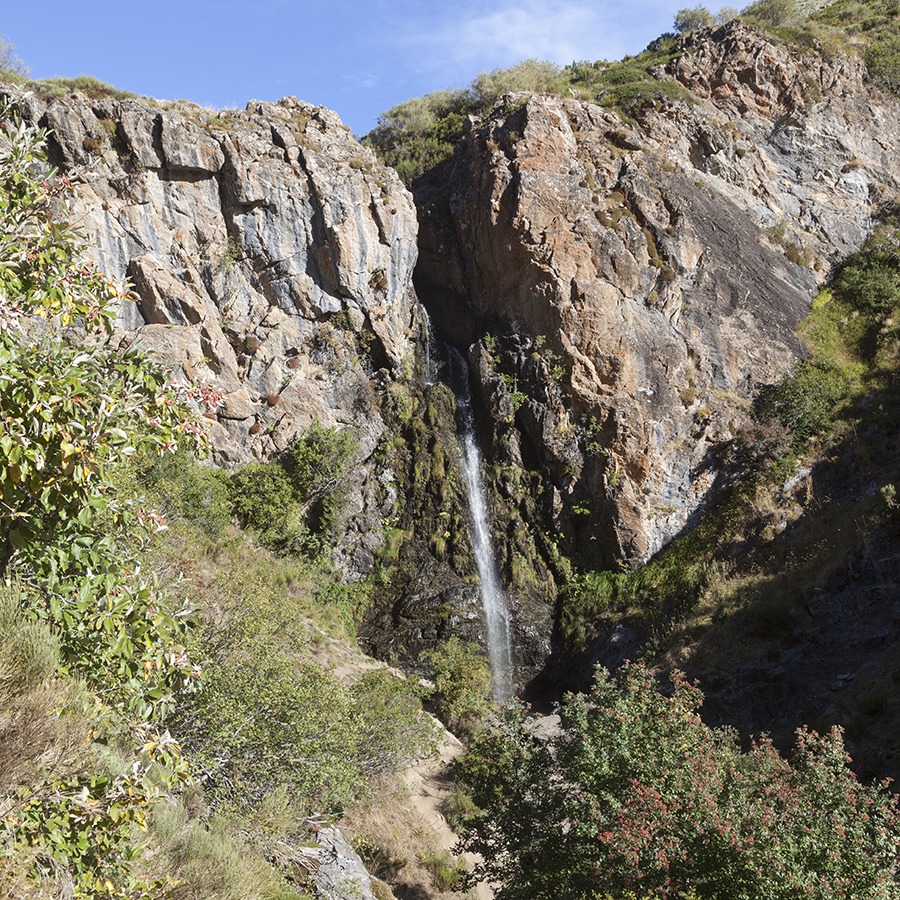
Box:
left=6, top=19, right=900, bottom=689
left=416, top=21, right=900, bottom=569
left=9, top=87, right=422, bottom=576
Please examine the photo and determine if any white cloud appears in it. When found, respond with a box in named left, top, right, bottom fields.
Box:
left=394, top=0, right=684, bottom=82
left=448, top=1, right=606, bottom=66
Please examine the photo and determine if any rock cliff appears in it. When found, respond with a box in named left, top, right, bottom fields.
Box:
left=10, top=87, right=422, bottom=575
left=416, top=21, right=900, bottom=570
left=6, top=19, right=900, bottom=694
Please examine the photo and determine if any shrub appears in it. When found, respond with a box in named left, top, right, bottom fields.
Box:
left=418, top=849, right=468, bottom=892
left=286, top=422, right=357, bottom=533
left=0, top=34, right=27, bottom=77
left=176, top=631, right=360, bottom=814
left=755, top=360, right=851, bottom=450
left=227, top=461, right=310, bottom=551
left=176, top=630, right=436, bottom=816
left=455, top=662, right=900, bottom=899
left=867, top=30, right=900, bottom=92
left=674, top=5, right=717, bottom=32
left=470, top=59, right=565, bottom=109
left=741, top=0, right=802, bottom=28
left=225, top=423, right=357, bottom=554
left=228, top=461, right=296, bottom=533
left=424, top=636, right=493, bottom=731
left=137, top=448, right=232, bottom=537
left=351, top=669, right=438, bottom=777
left=149, top=797, right=300, bottom=899
left=833, top=224, right=900, bottom=315
left=33, top=74, right=137, bottom=101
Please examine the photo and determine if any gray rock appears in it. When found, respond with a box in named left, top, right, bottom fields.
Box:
left=3, top=85, right=421, bottom=581
left=416, top=21, right=900, bottom=568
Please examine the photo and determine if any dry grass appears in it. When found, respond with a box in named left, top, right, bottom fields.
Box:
left=147, top=795, right=305, bottom=900
left=341, top=775, right=474, bottom=900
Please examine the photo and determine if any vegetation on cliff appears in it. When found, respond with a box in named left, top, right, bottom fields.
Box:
left=0, top=106, right=438, bottom=898
left=366, top=0, right=900, bottom=183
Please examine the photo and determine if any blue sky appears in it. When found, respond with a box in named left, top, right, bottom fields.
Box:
left=4, top=1, right=689, bottom=135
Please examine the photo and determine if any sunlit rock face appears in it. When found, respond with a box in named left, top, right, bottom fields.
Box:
left=10, top=87, right=422, bottom=577
left=416, top=21, right=900, bottom=567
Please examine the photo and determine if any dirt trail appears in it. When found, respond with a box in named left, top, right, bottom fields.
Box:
left=400, top=727, right=493, bottom=900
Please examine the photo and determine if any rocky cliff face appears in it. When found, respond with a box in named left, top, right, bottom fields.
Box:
left=11, top=87, right=422, bottom=575
left=8, top=20, right=900, bottom=692
left=416, top=21, right=900, bottom=570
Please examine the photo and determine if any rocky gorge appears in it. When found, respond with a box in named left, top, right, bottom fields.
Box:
left=7, top=14, right=900, bottom=770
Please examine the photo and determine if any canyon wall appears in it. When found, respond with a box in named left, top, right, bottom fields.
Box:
left=416, top=21, right=900, bottom=571
left=8, top=20, right=900, bottom=684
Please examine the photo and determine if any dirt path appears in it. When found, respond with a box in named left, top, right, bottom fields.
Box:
left=399, top=727, right=493, bottom=900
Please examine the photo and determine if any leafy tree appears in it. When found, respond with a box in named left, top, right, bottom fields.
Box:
left=455, top=662, right=900, bottom=899
left=0, top=34, right=27, bottom=76
left=674, top=6, right=717, bottom=32
left=0, top=102, right=205, bottom=894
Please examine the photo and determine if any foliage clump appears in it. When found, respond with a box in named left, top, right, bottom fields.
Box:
left=455, top=662, right=900, bottom=899
left=674, top=5, right=739, bottom=32
left=226, top=422, right=358, bottom=555
left=365, top=46, right=698, bottom=181
left=365, top=59, right=564, bottom=183
left=0, top=103, right=205, bottom=896
left=424, top=636, right=493, bottom=732
left=175, top=603, right=437, bottom=815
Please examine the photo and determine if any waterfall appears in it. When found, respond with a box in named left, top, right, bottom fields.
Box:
left=420, top=306, right=440, bottom=387
left=449, top=349, right=515, bottom=702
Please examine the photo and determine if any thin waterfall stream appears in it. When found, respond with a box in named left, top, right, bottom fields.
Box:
left=420, top=306, right=440, bottom=387
left=447, top=348, right=515, bottom=702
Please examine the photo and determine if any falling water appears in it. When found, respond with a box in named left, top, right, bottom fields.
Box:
left=450, top=350, right=515, bottom=702
left=420, top=306, right=440, bottom=387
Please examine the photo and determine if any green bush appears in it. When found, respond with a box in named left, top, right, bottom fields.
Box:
left=424, top=637, right=493, bottom=731
left=833, top=224, right=900, bottom=315
left=418, top=848, right=468, bottom=892
left=0, top=583, right=57, bottom=697
left=867, top=32, right=900, bottom=92
left=286, top=422, right=357, bottom=534
left=350, top=668, right=438, bottom=777
left=177, top=632, right=361, bottom=813
left=225, top=423, right=357, bottom=554
left=177, top=636, right=436, bottom=816
left=741, top=0, right=802, bottom=27
left=756, top=360, right=851, bottom=450
left=674, top=5, right=717, bottom=32
left=150, top=799, right=299, bottom=900
left=455, top=662, right=900, bottom=899
left=228, top=461, right=304, bottom=544
left=33, top=74, right=137, bottom=101
left=137, top=448, right=232, bottom=537
left=470, top=59, right=566, bottom=109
